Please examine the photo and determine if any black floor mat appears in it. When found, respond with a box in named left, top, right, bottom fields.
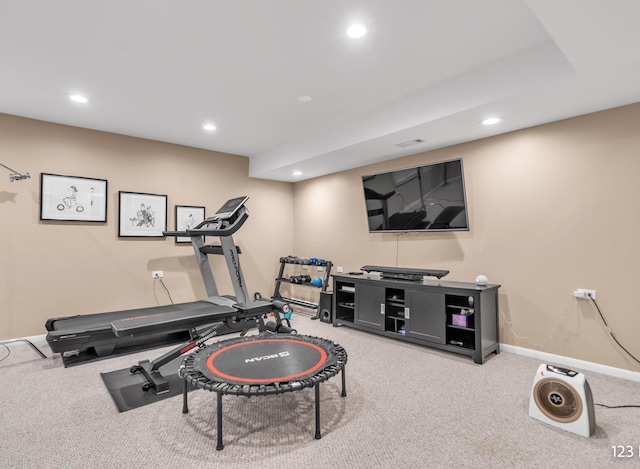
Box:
left=100, top=357, right=193, bottom=412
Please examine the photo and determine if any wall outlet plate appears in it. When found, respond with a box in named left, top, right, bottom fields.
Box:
left=573, top=288, right=596, bottom=299
left=152, top=271, right=164, bottom=278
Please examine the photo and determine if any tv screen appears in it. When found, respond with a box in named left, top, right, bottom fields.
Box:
left=362, top=158, right=469, bottom=232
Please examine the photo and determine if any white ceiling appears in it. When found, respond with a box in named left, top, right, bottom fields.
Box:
left=2, top=0, right=640, bottom=182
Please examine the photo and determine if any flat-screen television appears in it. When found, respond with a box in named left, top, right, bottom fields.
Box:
left=362, top=158, right=469, bottom=232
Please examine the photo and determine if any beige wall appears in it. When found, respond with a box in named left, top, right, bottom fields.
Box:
left=3, top=104, right=640, bottom=373
left=293, top=103, right=640, bottom=372
left=0, top=114, right=293, bottom=339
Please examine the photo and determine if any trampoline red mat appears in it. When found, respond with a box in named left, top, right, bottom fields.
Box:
left=191, top=336, right=337, bottom=386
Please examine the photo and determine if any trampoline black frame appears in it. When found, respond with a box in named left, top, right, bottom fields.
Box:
left=180, top=333, right=347, bottom=450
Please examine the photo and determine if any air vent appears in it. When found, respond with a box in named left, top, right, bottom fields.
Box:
left=395, top=139, right=425, bottom=148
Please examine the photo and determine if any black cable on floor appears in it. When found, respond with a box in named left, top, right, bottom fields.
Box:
left=0, top=343, right=10, bottom=362
left=0, top=340, right=46, bottom=359
left=595, top=403, right=640, bottom=409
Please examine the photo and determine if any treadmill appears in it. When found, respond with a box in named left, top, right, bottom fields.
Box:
left=46, top=196, right=256, bottom=365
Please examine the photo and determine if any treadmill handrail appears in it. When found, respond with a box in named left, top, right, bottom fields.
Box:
left=163, top=207, right=249, bottom=238
left=162, top=230, right=190, bottom=237
left=191, top=207, right=248, bottom=237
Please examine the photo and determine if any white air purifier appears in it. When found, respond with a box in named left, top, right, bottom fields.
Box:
left=529, top=364, right=596, bottom=438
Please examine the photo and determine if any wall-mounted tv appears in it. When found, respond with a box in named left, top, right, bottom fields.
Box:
left=362, top=158, right=469, bottom=232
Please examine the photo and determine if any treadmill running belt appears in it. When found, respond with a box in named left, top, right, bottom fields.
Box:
left=46, top=301, right=246, bottom=366
left=111, top=303, right=237, bottom=336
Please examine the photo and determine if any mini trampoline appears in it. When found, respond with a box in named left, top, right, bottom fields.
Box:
left=180, top=333, right=347, bottom=450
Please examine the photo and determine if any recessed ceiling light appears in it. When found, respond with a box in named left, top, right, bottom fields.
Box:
left=292, top=171, right=302, bottom=177
left=482, top=117, right=501, bottom=126
left=203, top=123, right=217, bottom=132
left=298, top=95, right=312, bottom=103
left=347, top=24, right=366, bottom=39
left=69, top=94, right=88, bottom=103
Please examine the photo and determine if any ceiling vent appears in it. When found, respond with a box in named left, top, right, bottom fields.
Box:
left=395, top=138, right=425, bottom=148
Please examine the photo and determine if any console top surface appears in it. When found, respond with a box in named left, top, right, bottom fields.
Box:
left=332, top=272, right=500, bottom=292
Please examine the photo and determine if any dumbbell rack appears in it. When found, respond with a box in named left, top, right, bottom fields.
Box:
left=272, top=256, right=333, bottom=317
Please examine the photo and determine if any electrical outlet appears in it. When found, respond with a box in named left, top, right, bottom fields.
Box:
left=337, top=266, right=344, bottom=273
left=573, top=289, right=596, bottom=300
left=152, top=271, right=164, bottom=278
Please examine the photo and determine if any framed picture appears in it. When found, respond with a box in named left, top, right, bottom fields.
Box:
left=118, top=191, right=167, bottom=237
left=175, top=205, right=206, bottom=243
left=40, top=173, right=108, bottom=222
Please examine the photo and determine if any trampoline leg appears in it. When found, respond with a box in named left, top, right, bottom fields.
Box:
left=314, top=384, right=321, bottom=440
left=216, top=392, right=224, bottom=450
left=341, top=366, right=347, bottom=397
left=182, top=376, right=189, bottom=414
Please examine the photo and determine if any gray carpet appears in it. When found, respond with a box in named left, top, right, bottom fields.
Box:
left=0, top=317, right=638, bottom=468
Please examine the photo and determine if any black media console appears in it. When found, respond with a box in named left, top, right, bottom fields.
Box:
left=332, top=271, right=500, bottom=364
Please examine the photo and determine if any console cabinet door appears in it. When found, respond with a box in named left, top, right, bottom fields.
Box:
left=406, top=290, right=446, bottom=344
left=355, top=284, right=385, bottom=330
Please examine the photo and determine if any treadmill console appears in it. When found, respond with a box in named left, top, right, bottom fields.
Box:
left=208, top=196, right=249, bottom=221
left=189, top=196, right=251, bottom=236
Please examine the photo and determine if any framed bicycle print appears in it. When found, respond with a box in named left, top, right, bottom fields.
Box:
left=118, top=191, right=167, bottom=237
left=40, top=173, right=108, bottom=222
left=175, top=205, right=206, bottom=243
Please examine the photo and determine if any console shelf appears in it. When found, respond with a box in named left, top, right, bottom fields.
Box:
left=332, top=273, right=500, bottom=364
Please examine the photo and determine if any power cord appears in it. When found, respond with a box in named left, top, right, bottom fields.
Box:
left=501, top=294, right=640, bottom=409
left=501, top=294, right=640, bottom=368
left=0, top=339, right=46, bottom=360
left=394, top=232, right=408, bottom=266
left=595, top=403, right=640, bottom=409
left=0, top=343, right=10, bottom=362
left=154, top=277, right=175, bottom=304
left=499, top=299, right=573, bottom=349
left=589, top=296, right=640, bottom=367
left=503, top=293, right=640, bottom=409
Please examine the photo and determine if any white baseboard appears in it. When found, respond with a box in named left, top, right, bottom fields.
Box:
left=1, top=333, right=47, bottom=344
left=6, top=334, right=640, bottom=383
left=501, top=343, right=640, bottom=382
